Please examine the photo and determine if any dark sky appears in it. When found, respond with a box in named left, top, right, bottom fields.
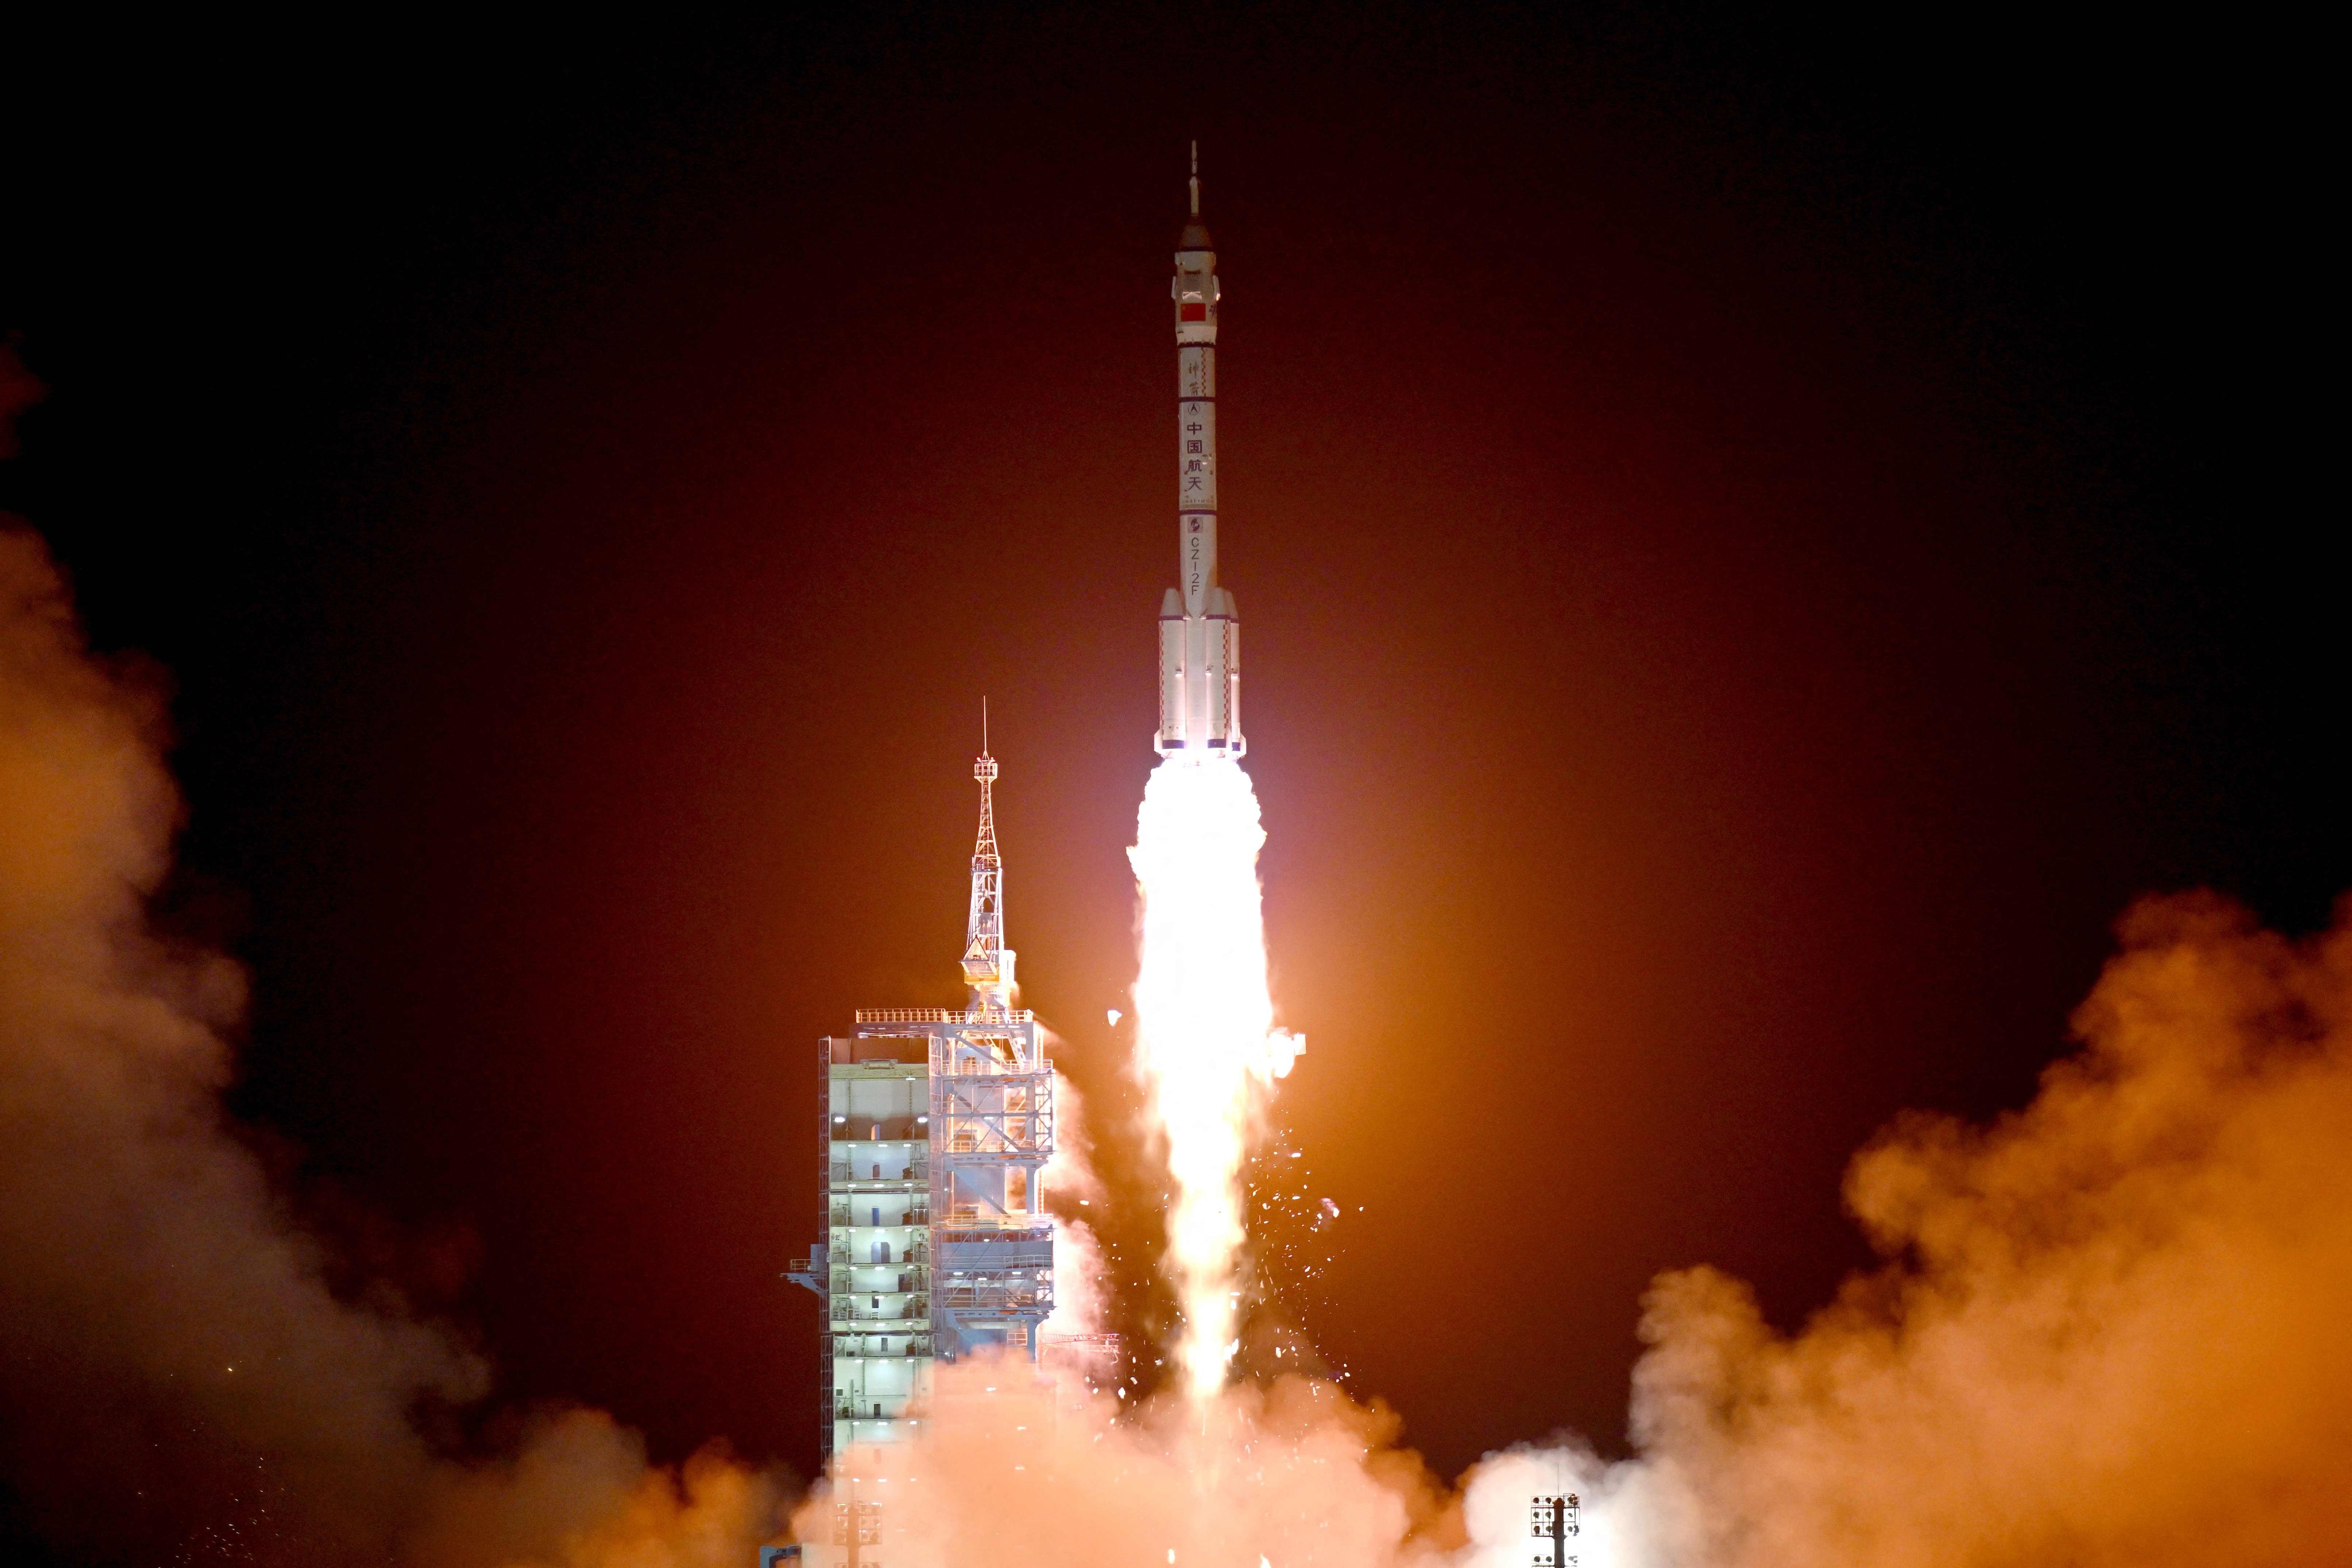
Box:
left=3, top=3, right=2332, bottom=1496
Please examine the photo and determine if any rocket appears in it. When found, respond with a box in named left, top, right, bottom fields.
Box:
left=1156, top=144, right=1244, bottom=758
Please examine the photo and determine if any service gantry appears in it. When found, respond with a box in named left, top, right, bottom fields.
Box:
left=786, top=740, right=1056, bottom=1463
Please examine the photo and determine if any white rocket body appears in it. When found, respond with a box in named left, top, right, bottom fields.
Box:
left=1156, top=169, right=1244, bottom=757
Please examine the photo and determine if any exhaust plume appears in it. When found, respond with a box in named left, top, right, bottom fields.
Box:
left=1127, top=757, right=1302, bottom=1398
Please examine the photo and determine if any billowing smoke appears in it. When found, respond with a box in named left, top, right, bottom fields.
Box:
left=795, top=894, right=2352, bottom=1565
left=791, top=1355, right=1463, bottom=1566
left=1039, top=1068, right=1110, bottom=1339
left=1626, top=892, right=2352, bottom=1566
left=0, top=517, right=791, bottom=1565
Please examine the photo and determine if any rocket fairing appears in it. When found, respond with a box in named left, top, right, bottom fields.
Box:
left=1156, top=145, right=1244, bottom=758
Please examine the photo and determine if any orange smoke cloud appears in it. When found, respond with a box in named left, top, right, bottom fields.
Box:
left=792, top=895, right=2352, bottom=1566
left=1630, top=893, right=2352, bottom=1566
left=0, top=525, right=794, bottom=1565
left=791, top=1356, right=1462, bottom=1567
left=411, top=1410, right=782, bottom=1568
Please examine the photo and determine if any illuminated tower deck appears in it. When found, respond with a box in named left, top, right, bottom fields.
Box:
left=787, top=740, right=1055, bottom=1465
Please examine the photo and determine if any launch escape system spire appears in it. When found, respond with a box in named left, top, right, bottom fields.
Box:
left=960, top=704, right=1012, bottom=1011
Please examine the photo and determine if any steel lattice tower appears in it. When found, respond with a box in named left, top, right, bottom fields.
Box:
left=960, top=737, right=1011, bottom=1008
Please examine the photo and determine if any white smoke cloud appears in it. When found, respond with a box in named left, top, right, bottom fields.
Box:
left=1040, top=1068, right=1109, bottom=1340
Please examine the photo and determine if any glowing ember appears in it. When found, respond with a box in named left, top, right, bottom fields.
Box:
left=1128, top=756, right=1303, bottom=1397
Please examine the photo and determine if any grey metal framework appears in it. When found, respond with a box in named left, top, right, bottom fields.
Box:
left=786, top=742, right=1055, bottom=1464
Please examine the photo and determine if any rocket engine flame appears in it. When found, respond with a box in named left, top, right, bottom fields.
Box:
left=1129, top=755, right=1302, bottom=1397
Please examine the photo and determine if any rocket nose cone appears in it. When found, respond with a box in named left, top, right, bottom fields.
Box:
left=1178, top=216, right=1214, bottom=251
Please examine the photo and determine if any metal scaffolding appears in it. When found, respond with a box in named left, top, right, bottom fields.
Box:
left=787, top=742, right=1057, bottom=1474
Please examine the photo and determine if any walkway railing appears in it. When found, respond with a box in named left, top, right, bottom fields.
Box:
left=855, top=1007, right=1034, bottom=1024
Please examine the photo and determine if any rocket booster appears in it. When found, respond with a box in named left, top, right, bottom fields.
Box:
left=1157, top=145, right=1243, bottom=757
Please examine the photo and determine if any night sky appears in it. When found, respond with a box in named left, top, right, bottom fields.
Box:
left=4, top=1, right=2332, bottom=1516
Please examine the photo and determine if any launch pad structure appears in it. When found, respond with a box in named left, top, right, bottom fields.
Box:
left=787, top=740, right=1057, bottom=1462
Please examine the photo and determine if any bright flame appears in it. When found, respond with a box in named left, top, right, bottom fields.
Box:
left=1128, top=757, right=1302, bottom=1397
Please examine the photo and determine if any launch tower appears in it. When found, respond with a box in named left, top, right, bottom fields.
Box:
left=787, top=738, right=1056, bottom=1464
left=777, top=146, right=1214, bottom=1564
